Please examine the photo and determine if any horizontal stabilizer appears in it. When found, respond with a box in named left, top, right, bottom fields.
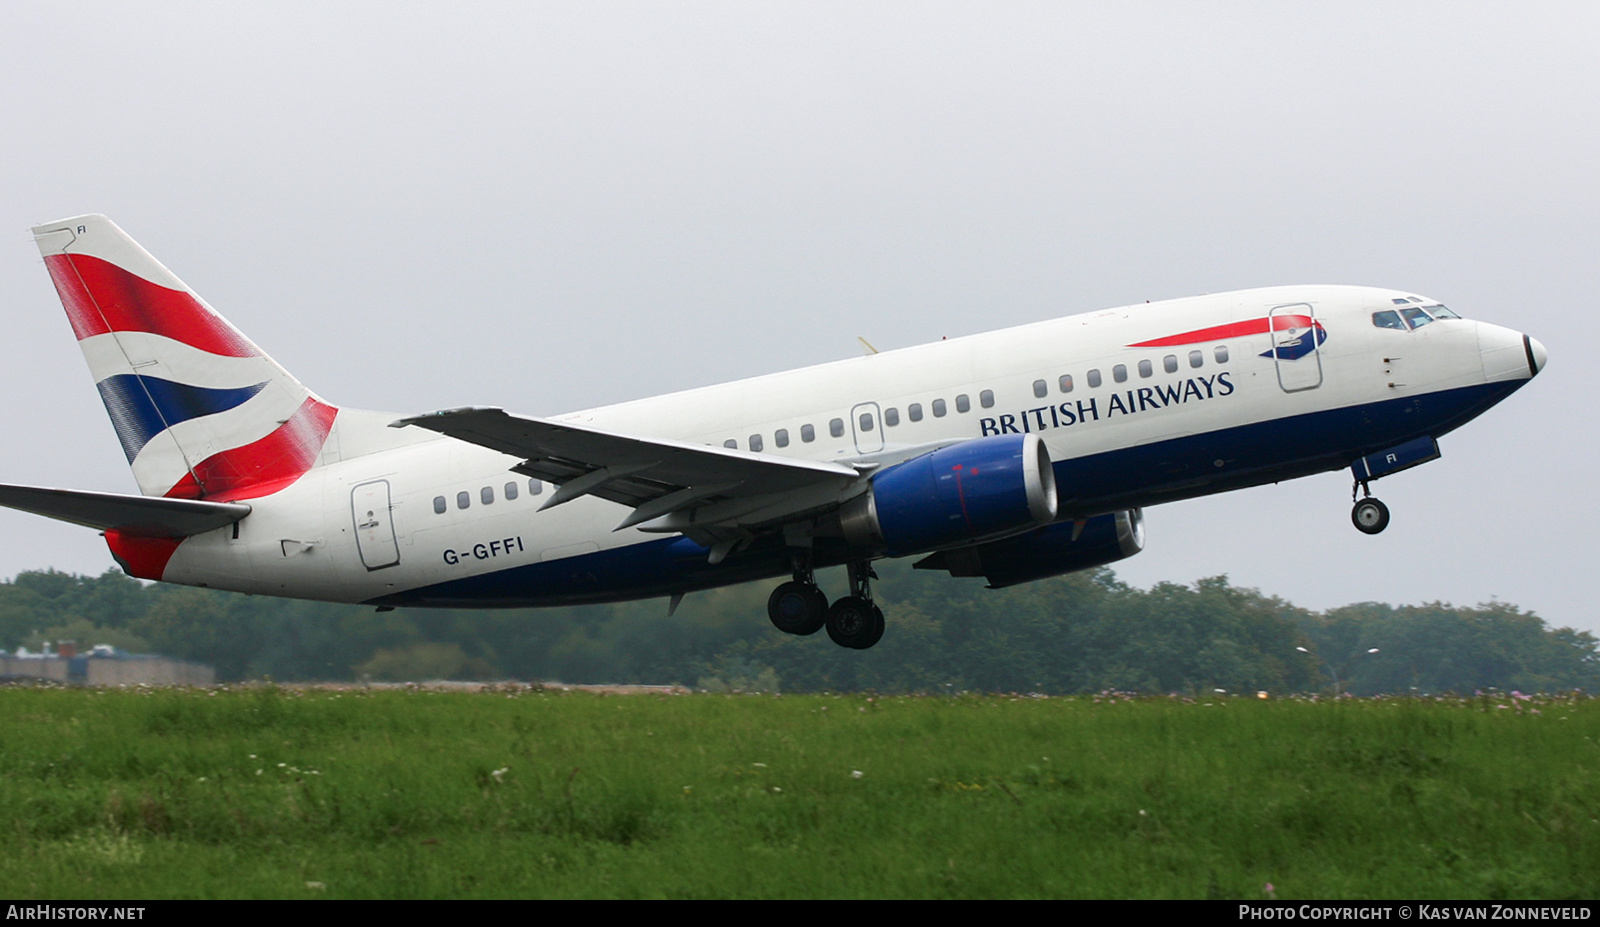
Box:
left=0, top=483, right=251, bottom=537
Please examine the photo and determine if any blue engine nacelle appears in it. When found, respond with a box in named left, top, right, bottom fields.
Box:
left=840, top=434, right=1058, bottom=557
left=911, top=509, right=1145, bottom=588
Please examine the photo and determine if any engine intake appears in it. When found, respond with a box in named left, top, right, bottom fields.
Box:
left=840, top=433, right=1057, bottom=557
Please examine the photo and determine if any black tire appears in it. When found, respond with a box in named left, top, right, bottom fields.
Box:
left=826, top=596, right=883, bottom=649
left=1352, top=498, right=1390, bottom=535
left=859, top=605, right=886, bottom=649
left=768, top=581, right=826, bottom=635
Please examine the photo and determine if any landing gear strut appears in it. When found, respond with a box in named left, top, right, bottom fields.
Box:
left=825, top=561, right=885, bottom=650
left=767, top=556, right=828, bottom=635
left=1351, top=481, right=1390, bottom=535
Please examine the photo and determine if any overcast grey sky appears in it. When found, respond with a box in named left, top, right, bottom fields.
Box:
left=1, top=2, right=1594, bottom=633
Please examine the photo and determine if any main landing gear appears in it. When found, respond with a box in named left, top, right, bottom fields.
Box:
left=1351, top=481, right=1390, bottom=535
left=767, top=567, right=827, bottom=636
left=766, top=558, right=885, bottom=649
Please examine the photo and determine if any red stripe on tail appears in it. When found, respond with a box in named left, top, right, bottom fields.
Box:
left=164, top=397, right=338, bottom=501
left=42, top=253, right=259, bottom=357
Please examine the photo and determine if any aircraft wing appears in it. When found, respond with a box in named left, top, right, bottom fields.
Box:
left=0, top=484, right=252, bottom=537
left=394, top=407, right=865, bottom=536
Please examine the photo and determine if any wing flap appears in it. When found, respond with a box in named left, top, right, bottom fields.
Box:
left=0, top=483, right=251, bottom=537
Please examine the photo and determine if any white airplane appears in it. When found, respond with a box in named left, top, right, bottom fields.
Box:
left=0, top=215, right=1546, bottom=650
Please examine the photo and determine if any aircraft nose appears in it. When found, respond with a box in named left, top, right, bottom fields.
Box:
left=1525, top=334, right=1548, bottom=376
left=1479, top=322, right=1546, bottom=382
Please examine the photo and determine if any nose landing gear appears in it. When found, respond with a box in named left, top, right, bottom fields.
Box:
left=1348, top=438, right=1442, bottom=535
left=1351, top=481, right=1390, bottom=535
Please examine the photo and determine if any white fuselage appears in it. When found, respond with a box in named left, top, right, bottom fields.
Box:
left=157, top=284, right=1536, bottom=606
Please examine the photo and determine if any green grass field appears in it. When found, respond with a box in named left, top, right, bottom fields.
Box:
left=1, top=685, right=1596, bottom=899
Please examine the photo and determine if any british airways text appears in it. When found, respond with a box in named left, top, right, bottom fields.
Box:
left=981, top=372, right=1235, bottom=437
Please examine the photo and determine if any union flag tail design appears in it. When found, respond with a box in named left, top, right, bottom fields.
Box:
left=33, top=215, right=338, bottom=501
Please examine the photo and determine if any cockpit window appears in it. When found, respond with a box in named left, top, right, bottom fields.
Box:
left=1375, top=304, right=1461, bottom=331
left=1399, top=306, right=1434, bottom=329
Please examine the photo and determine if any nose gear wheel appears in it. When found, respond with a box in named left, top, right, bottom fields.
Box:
left=1350, top=480, right=1390, bottom=534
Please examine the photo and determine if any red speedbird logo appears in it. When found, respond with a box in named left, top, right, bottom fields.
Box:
left=1130, top=315, right=1326, bottom=360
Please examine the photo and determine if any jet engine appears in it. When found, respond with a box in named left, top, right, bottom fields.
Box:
left=913, top=508, right=1145, bottom=588
left=840, top=433, right=1057, bottom=557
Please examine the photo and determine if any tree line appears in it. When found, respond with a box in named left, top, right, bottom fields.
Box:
left=0, top=564, right=1594, bottom=695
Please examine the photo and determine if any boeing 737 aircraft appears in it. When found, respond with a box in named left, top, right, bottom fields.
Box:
left=0, top=215, right=1546, bottom=649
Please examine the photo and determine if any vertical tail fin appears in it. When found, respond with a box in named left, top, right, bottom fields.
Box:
left=33, top=215, right=338, bottom=501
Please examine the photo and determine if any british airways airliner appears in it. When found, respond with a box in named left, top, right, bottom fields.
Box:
left=0, top=215, right=1546, bottom=649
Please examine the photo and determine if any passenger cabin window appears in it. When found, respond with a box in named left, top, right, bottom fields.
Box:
left=1059, top=374, right=1073, bottom=393
left=1031, top=380, right=1047, bottom=399
left=433, top=495, right=447, bottom=515
left=1112, top=364, right=1128, bottom=383
left=457, top=491, right=471, bottom=510
left=1087, top=369, right=1102, bottom=388
left=724, top=439, right=738, bottom=449
left=801, top=423, right=816, bottom=442
left=982, top=389, right=997, bottom=407
left=908, top=403, right=923, bottom=422
left=504, top=481, right=518, bottom=500
left=1189, top=350, right=1204, bottom=368
left=1164, top=355, right=1178, bottom=374
left=529, top=479, right=543, bottom=495
left=1138, top=359, right=1153, bottom=378
left=956, top=394, right=970, bottom=413
left=884, top=408, right=899, bottom=427
left=829, top=418, right=844, bottom=438
left=481, top=486, right=494, bottom=505
left=1214, top=345, right=1230, bottom=363
left=749, top=434, right=764, bottom=452
left=858, top=412, right=874, bottom=432
left=932, top=398, right=947, bottom=417
left=775, top=428, right=790, bottom=447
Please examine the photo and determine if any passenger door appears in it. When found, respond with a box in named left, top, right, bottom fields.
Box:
left=1269, top=303, right=1324, bottom=393
left=351, top=479, right=400, bottom=570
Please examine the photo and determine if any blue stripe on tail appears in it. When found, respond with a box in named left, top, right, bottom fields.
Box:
left=96, top=375, right=268, bottom=462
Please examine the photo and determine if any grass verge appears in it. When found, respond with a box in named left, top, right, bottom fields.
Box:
left=1, top=686, right=1595, bottom=899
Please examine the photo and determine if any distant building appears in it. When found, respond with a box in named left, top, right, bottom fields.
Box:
left=0, top=643, right=214, bottom=686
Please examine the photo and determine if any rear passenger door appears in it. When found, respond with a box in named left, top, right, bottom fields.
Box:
left=351, top=480, right=401, bottom=570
